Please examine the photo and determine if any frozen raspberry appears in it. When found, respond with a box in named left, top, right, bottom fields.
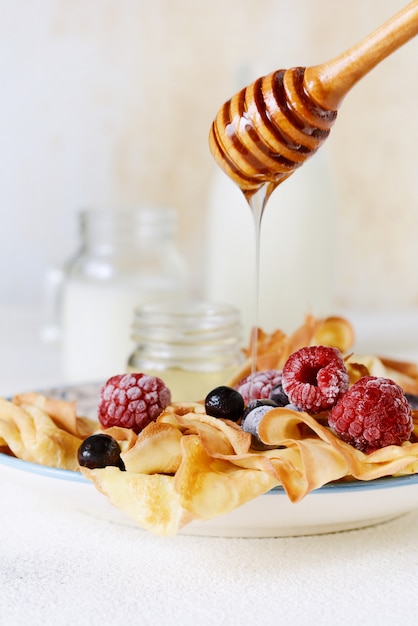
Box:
left=282, top=346, right=349, bottom=414
left=329, top=376, right=413, bottom=453
left=98, top=373, right=171, bottom=434
left=234, top=369, right=282, bottom=405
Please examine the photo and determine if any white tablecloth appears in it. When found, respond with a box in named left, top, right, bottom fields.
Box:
left=2, top=475, right=418, bottom=626
left=2, top=305, right=418, bottom=625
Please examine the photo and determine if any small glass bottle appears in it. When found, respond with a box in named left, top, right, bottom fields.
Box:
left=46, top=207, right=189, bottom=382
left=127, top=301, right=245, bottom=401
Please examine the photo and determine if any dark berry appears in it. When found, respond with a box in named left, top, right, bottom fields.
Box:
left=329, top=376, right=413, bottom=453
left=78, top=434, right=125, bottom=470
left=235, top=369, right=282, bottom=405
left=205, top=386, right=244, bottom=422
left=241, top=403, right=279, bottom=450
left=282, top=346, right=349, bottom=414
left=243, top=398, right=278, bottom=420
left=98, top=373, right=171, bottom=434
left=405, top=393, right=418, bottom=410
left=284, top=403, right=302, bottom=412
left=269, top=383, right=289, bottom=406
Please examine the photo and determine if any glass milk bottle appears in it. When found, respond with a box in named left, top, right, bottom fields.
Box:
left=127, top=301, right=245, bottom=402
left=204, top=149, right=336, bottom=340
left=57, top=208, right=189, bottom=383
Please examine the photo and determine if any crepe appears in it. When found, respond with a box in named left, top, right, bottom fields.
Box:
left=81, top=401, right=418, bottom=535
left=0, top=394, right=97, bottom=471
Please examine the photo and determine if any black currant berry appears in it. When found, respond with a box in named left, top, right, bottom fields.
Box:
left=405, top=393, right=418, bottom=410
left=78, top=434, right=125, bottom=470
left=241, top=403, right=281, bottom=451
left=269, top=383, right=289, bottom=407
left=205, top=386, right=244, bottom=422
left=243, top=398, right=278, bottom=420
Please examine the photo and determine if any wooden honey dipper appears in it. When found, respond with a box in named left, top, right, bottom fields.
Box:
left=209, top=1, right=418, bottom=199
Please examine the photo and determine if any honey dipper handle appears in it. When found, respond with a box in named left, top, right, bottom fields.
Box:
left=304, top=1, right=418, bottom=110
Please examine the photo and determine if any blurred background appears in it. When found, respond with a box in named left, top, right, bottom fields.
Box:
left=0, top=0, right=417, bottom=393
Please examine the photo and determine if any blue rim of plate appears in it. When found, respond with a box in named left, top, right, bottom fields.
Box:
left=2, top=450, right=418, bottom=493
left=0, top=452, right=87, bottom=483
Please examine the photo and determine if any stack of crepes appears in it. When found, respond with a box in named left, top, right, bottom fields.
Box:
left=1, top=315, right=418, bottom=536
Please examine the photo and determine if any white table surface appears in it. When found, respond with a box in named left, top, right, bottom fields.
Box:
left=2, top=305, right=418, bottom=626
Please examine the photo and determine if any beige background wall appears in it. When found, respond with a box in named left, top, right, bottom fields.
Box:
left=0, top=0, right=417, bottom=315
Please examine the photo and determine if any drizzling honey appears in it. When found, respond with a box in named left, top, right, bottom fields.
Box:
left=209, top=2, right=418, bottom=193
left=209, top=1, right=418, bottom=391
left=209, top=67, right=337, bottom=197
left=246, top=185, right=270, bottom=383
left=209, top=68, right=338, bottom=387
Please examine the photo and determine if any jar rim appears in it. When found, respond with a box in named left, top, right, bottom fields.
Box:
left=131, top=300, right=243, bottom=345
left=133, top=299, right=240, bottom=317
left=79, top=207, right=177, bottom=239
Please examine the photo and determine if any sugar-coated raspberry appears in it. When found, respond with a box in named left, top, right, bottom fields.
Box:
left=282, top=346, right=349, bottom=414
left=329, top=376, right=413, bottom=453
left=234, top=369, right=283, bottom=405
left=98, top=373, right=171, bottom=434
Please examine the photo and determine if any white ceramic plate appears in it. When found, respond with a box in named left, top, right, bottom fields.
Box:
left=2, top=383, right=418, bottom=537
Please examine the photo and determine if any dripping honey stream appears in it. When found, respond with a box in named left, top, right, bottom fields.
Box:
left=208, top=1, right=418, bottom=394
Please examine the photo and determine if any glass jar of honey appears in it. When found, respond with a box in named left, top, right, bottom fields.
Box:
left=127, top=301, right=245, bottom=401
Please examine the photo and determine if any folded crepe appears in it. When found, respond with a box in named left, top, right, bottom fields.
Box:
left=0, top=394, right=96, bottom=471
left=82, top=402, right=418, bottom=536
